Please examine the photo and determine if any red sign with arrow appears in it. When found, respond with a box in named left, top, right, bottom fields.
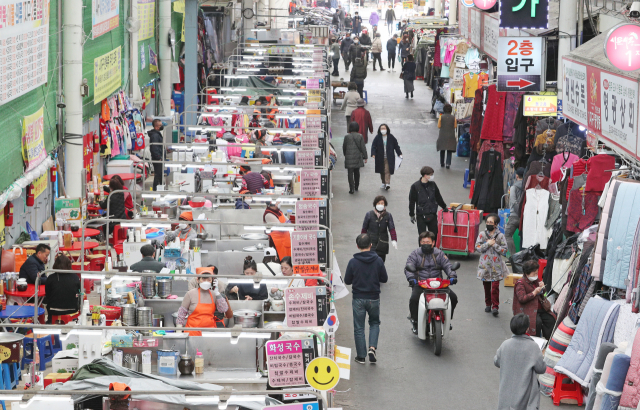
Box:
left=506, top=78, right=535, bottom=89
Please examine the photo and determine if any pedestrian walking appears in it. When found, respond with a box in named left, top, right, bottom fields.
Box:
left=368, top=10, right=379, bottom=28
left=361, top=196, right=397, bottom=262
left=399, top=34, right=411, bottom=64
left=148, top=119, right=164, bottom=191
left=385, top=5, right=396, bottom=35
left=386, top=34, right=398, bottom=72
left=350, top=52, right=367, bottom=98
left=352, top=11, right=362, bottom=36
left=401, top=54, right=416, bottom=98
left=350, top=98, right=373, bottom=143
left=331, top=38, right=341, bottom=76
left=504, top=167, right=525, bottom=256
left=409, top=166, right=448, bottom=237
left=332, top=10, right=340, bottom=28
left=437, top=104, right=457, bottom=169
left=494, top=314, right=546, bottom=410
left=475, top=213, right=508, bottom=316
left=345, top=13, right=353, bottom=31
left=337, top=5, right=345, bottom=30
left=340, top=34, right=353, bottom=71
left=344, top=233, right=388, bottom=364
left=371, top=124, right=402, bottom=189
left=340, top=82, right=360, bottom=129
left=343, top=121, right=368, bottom=194
left=371, top=33, right=384, bottom=71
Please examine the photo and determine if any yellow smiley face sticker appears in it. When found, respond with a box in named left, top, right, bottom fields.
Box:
left=305, top=357, right=340, bottom=391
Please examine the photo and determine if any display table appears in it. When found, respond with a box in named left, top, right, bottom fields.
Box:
left=5, top=284, right=46, bottom=307
left=60, top=241, right=100, bottom=252
left=0, top=306, right=46, bottom=330
left=71, top=228, right=101, bottom=238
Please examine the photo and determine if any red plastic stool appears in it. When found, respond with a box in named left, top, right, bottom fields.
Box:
left=51, top=312, right=80, bottom=324
left=552, top=373, right=583, bottom=406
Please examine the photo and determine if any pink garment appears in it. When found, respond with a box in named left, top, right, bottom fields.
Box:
left=550, top=152, right=578, bottom=184
left=479, top=85, right=507, bottom=141
left=444, top=43, right=456, bottom=64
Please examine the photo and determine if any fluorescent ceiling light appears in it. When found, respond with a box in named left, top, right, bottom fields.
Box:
left=34, top=329, right=61, bottom=335
left=188, top=127, right=222, bottom=131
left=147, top=223, right=171, bottom=228
left=121, top=222, right=143, bottom=227
left=141, top=193, right=161, bottom=198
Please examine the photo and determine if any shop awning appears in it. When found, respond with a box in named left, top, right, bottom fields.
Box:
left=565, top=32, right=640, bottom=80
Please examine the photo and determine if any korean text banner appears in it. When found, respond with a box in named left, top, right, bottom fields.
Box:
left=137, top=0, right=155, bottom=41
left=92, top=0, right=119, bottom=39
left=22, top=106, right=47, bottom=171
left=0, top=0, right=50, bottom=105
left=94, top=46, right=121, bottom=104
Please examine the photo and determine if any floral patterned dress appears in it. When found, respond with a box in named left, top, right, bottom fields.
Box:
left=476, top=229, right=509, bottom=281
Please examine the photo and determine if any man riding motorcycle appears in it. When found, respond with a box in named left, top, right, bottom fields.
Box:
left=405, top=231, right=459, bottom=334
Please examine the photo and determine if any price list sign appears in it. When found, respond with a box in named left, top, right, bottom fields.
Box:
left=291, top=230, right=328, bottom=265
left=301, top=133, right=319, bottom=148
left=307, top=78, right=320, bottom=89
left=295, top=200, right=328, bottom=228
left=299, top=169, right=328, bottom=196
left=295, top=149, right=322, bottom=168
left=285, top=286, right=328, bottom=327
left=265, top=339, right=315, bottom=387
left=306, top=114, right=322, bottom=131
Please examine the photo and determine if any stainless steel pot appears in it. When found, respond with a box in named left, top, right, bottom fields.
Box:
left=233, top=309, right=262, bottom=328
left=157, top=279, right=172, bottom=298
left=189, top=239, right=203, bottom=249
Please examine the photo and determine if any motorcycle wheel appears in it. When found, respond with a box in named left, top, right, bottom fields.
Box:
left=433, top=320, right=442, bottom=356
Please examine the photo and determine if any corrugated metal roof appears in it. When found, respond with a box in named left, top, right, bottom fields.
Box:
left=566, top=32, right=640, bottom=81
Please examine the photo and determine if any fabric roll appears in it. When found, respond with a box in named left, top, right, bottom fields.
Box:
left=606, top=354, right=631, bottom=391
left=596, top=343, right=618, bottom=371
left=593, top=352, right=619, bottom=410
left=540, top=317, right=577, bottom=396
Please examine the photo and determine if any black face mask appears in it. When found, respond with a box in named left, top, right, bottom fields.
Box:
left=486, top=225, right=495, bottom=232
left=421, top=244, right=433, bottom=254
left=158, top=125, right=164, bottom=131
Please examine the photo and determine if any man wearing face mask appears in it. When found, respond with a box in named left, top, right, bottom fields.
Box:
left=404, top=231, right=458, bottom=334
left=513, top=260, right=554, bottom=339
left=148, top=119, right=165, bottom=191
left=409, top=166, right=448, bottom=238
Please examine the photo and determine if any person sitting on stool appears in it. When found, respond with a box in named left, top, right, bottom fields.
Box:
left=130, top=244, right=165, bottom=273
left=46, top=255, right=80, bottom=323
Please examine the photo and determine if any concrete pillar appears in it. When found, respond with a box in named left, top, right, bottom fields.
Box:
left=557, top=0, right=577, bottom=94
left=184, top=0, right=198, bottom=129
left=159, top=0, right=173, bottom=116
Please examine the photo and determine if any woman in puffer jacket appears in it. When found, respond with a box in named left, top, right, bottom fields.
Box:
left=371, top=33, right=384, bottom=71
left=342, top=121, right=368, bottom=194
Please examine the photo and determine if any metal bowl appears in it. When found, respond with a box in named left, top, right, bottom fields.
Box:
left=240, top=233, right=269, bottom=241
left=233, top=309, right=262, bottom=328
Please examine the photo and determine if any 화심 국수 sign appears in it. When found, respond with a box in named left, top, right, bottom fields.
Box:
left=92, top=0, right=119, bottom=38
left=94, top=46, right=122, bottom=104
left=499, top=0, right=549, bottom=29
left=0, top=0, right=50, bottom=105
left=22, top=106, right=47, bottom=171
left=497, top=37, right=543, bottom=92
left=604, top=23, right=640, bottom=72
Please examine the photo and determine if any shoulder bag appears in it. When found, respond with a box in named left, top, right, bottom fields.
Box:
left=375, top=213, right=390, bottom=254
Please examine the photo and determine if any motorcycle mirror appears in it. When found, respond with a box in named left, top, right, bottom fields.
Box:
left=405, top=263, right=417, bottom=273
left=450, top=262, right=461, bottom=271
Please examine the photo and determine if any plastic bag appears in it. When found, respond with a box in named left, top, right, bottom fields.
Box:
left=509, top=244, right=545, bottom=274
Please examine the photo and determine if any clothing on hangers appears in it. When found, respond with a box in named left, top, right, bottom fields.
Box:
left=502, top=92, right=525, bottom=143
left=566, top=190, right=599, bottom=233
left=472, top=148, right=504, bottom=213
left=522, top=187, right=550, bottom=249
left=479, top=85, right=506, bottom=141
left=585, top=154, right=615, bottom=193
left=550, top=152, right=579, bottom=184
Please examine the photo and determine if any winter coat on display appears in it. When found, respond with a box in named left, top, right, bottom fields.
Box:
left=350, top=107, right=373, bottom=143
left=469, top=88, right=484, bottom=151
left=521, top=188, right=550, bottom=249
left=494, top=335, right=546, bottom=410
left=472, top=149, right=504, bottom=214
left=403, top=247, right=456, bottom=281
left=342, top=132, right=367, bottom=169
left=554, top=298, right=621, bottom=387
left=371, top=133, right=402, bottom=174
left=585, top=154, right=615, bottom=193
left=479, top=85, right=506, bottom=141
left=475, top=229, right=508, bottom=281
left=592, top=179, right=624, bottom=280
left=502, top=92, right=524, bottom=143
left=555, top=122, right=587, bottom=156
left=437, top=114, right=457, bottom=151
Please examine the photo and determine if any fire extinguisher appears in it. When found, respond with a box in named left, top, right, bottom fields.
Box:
left=151, top=87, right=156, bottom=98
left=50, top=164, right=57, bottom=182
left=4, top=201, right=13, bottom=227
left=26, top=184, right=34, bottom=207
left=93, top=131, right=99, bottom=153
left=142, top=101, right=146, bottom=110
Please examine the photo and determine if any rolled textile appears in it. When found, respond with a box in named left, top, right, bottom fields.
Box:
left=585, top=342, right=617, bottom=410
left=620, top=329, right=640, bottom=409
left=596, top=353, right=631, bottom=410
left=540, top=317, right=577, bottom=395
left=594, top=352, right=619, bottom=410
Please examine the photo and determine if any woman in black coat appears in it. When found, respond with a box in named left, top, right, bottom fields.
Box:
left=361, top=195, right=397, bottom=263
left=371, top=124, right=402, bottom=190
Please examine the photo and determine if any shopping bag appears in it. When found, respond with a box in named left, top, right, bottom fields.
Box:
left=26, top=222, right=39, bottom=241
left=508, top=244, right=545, bottom=273
left=12, top=247, right=28, bottom=272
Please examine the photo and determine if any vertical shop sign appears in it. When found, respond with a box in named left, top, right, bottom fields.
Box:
left=83, top=133, right=94, bottom=182
left=499, top=0, right=549, bottom=29
left=92, top=0, right=119, bottom=38
left=599, top=72, right=638, bottom=156
left=497, top=37, right=543, bottom=91
left=32, top=173, right=47, bottom=199
left=470, top=9, right=481, bottom=48
left=586, top=66, right=601, bottom=135
left=22, top=107, right=46, bottom=171
left=291, top=230, right=328, bottom=265
left=137, top=0, right=155, bottom=40
left=265, top=339, right=314, bottom=387
left=459, top=1, right=469, bottom=38
left=285, top=286, right=328, bottom=327
left=94, top=46, right=122, bottom=104
left=0, top=0, right=50, bottom=105
left=604, top=23, right=640, bottom=72
left=482, top=14, right=499, bottom=61
left=562, top=59, right=588, bottom=127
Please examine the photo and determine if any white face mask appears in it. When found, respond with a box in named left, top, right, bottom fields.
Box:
left=375, top=204, right=385, bottom=212
left=528, top=275, right=538, bottom=282
left=178, top=223, right=188, bottom=230
left=200, top=281, right=212, bottom=290
left=381, top=129, right=387, bottom=135
left=428, top=175, right=434, bottom=181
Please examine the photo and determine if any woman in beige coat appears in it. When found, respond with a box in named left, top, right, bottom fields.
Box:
left=340, top=82, right=360, bottom=131
left=371, top=33, right=384, bottom=71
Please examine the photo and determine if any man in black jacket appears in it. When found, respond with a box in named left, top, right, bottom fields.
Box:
left=386, top=34, right=398, bottom=72
left=148, top=119, right=164, bottom=191
left=19, top=243, right=49, bottom=284
left=130, top=244, right=166, bottom=273
left=340, top=35, right=353, bottom=71
left=408, top=166, right=448, bottom=238
left=344, top=234, right=388, bottom=364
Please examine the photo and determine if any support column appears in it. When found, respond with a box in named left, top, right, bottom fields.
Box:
left=448, top=0, right=457, bottom=25
left=159, top=0, right=172, bottom=116
left=62, top=0, right=84, bottom=197
left=184, top=0, right=198, bottom=130
left=557, top=0, right=577, bottom=95
left=130, top=0, right=143, bottom=104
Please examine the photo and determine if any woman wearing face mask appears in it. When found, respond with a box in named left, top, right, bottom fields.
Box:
left=226, top=256, right=269, bottom=300
left=513, top=260, right=555, bottom=339
left=361, top=196, right=397, bottom=263
left=371, top=124, right=402, bottom=190
left=475, top=214, right=508, bottom=317
left=174, top=212, right=198, bottom=242
left=177, top=268, right=230, bottom=335
left=263, top=201, right=288, bottom=224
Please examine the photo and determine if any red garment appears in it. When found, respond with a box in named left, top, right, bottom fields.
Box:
left=512, top=277, right=543, bottom=336
left=483, top=281, right=500, bottom=310
left=350, top=107, right=374, bottom=143
left=469, top=89, right=484, bottom=151
left=550, top=152, right=578, bottom=184
left=585, top=154, right=615, bottom=193
left=566, top=190, right=599, bottom=233
left=475, top=140, right=504, bottom=174
left=572, top=158, right=587, bottom=177
left=480, top=85, right=507, bottom=141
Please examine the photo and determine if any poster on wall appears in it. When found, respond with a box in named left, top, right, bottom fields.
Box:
left=92, top=0, right=119, bottom=38
left=32, top=173, right=47, bottom=199
left=0, top=0, right=50, bottom=105
left=599, top=71, right=638, bottom=156
left=22, top=107, right=47, bottom=172
left=482, top=14, right=499, bottom=61
left=562, top=59, right=588, bottom=127
left=83, top=133, right=94, bottom=182
left=138, top=0, right=155, bottom=41
left=94, top=46, right=121, bottom=104
left=149, top=48, right=158, bottom=73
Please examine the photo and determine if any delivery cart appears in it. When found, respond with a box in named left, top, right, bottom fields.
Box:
left=436, top=206, right=482, bottom=257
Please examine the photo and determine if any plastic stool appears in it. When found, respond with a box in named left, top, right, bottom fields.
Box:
left=0, top=363, right=21, bottom=390
left=51, top=312, right=80, bottom=325
left=21, top=334, right=58, bottom=371
left=363, top=90, right=368, bottom=104
left=552, top=373, right=583, bottom=406
left=463, top=169, right=470, bottom=188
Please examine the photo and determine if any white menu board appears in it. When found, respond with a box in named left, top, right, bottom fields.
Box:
left=482, top=14, right=499, bottom=61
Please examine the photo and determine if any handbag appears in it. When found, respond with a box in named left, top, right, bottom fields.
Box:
left=399, top=71, right=404, bottom=79
left=374, top=212, right=390, bottom=254
left=539, top=295, right=552, bottom=312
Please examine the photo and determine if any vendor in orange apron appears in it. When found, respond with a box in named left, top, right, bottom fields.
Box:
left=175, top=268, right=230, bottom=335
left=174, top=211, right=198, bottom=242
left=263, top=201, right=288, bottom=224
